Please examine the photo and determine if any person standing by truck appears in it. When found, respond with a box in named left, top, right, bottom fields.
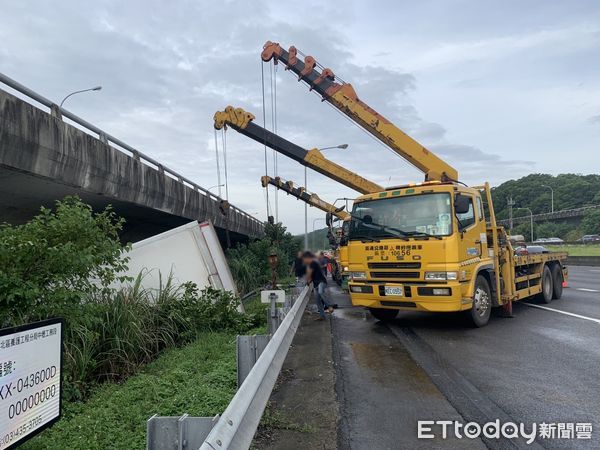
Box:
left=303, top=251, right=334, bottom=320
left=291, top=250, right=306, bottom=283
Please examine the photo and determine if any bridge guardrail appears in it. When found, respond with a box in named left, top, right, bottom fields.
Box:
left=497, top=204, right=600, bottom=226
left=0, top=72, right=262, bottom=228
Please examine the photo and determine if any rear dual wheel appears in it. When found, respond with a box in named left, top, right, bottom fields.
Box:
left=551, top=264, right=564, bottom=300
left=537, top=265, right=554, bottom=304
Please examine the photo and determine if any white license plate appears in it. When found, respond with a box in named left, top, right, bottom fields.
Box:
left=384, top=286, right=404, bottom=296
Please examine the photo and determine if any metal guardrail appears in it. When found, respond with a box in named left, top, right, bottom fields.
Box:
left=200, top=285, right=310, bottom=449
left=0, top=72, right=262, bottom=227
left=146, top=284, right=311, bottom=450
left=498, top=204, right=600, bottom=226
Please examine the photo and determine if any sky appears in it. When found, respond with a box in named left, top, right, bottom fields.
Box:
left=1, top=0, right=599, bottom=234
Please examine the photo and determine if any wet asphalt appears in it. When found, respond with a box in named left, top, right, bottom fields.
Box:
left=330, top=266, right=600, bottom=450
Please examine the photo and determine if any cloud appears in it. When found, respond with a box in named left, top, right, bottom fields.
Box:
left=0, top=0, right=592, bottom=233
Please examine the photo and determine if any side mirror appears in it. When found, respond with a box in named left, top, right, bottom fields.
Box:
left=454, top=194, right=471, bottom=215
left=325, top=212, right=333, bottom=227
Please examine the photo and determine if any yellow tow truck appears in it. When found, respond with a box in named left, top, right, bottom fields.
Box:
left=259, top=41, right=568, bottom=326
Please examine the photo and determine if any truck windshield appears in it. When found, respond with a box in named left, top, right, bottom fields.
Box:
left=349, top=193, right=452, bottom=240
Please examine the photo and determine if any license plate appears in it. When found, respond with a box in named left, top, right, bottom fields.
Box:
left=384, top=286, right=403, bottom=296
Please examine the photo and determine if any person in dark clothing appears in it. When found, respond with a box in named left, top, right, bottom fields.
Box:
left=291, top=251, right=306, bottom=282
left=302, top=251, right=333, bottom=320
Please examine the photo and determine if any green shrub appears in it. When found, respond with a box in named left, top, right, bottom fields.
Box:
left=0, top=196, right=128, bottom=326
left=59, top=275, right=250, bottom=401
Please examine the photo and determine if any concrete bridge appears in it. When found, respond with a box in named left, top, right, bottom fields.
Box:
left=0, top=74, right=263, bottom=244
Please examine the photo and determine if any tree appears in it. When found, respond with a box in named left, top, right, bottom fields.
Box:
left=0, top=196, right=129, bottom=325
left=581, top=209, right=600, bottom=235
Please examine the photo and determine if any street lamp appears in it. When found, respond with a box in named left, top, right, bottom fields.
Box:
left=516, top=207, right=534, bottom=242
left=59, top=86, right=102, bottom=108
left=304, top=144, right=349, bottom=249
left=207, top=184, right=224, bottom=194
left=541, top=185, right=554, bottom=213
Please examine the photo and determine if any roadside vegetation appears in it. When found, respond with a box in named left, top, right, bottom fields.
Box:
left=0, top=196, right=260, bottom=404
left=22, top=331, right=250, bottom=450
left=545, top=245, right=600, bottom=257
left=227, top=221, right=300, bottom=295
left=491, top=173, right=600, bottom=241
left=0, top=196, right=300, bottom=448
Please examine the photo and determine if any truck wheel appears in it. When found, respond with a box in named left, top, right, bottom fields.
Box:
left=551, top=264, right=563, bottom=300
left=369, top=308, right=399, bottom=322
left=537, top=265, right=554, bottom=304
left=467, top=276, right=492, bottom=327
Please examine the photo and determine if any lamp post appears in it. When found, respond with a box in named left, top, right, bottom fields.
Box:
left=59, top=86, right=102, bottom=108
left=304, top=144, right=349, bottom=250
left=516, top=207, right=534, bottom=242
left=541, top=185, right=554, bottom=213
left=207, top=184, right=224, bottom=195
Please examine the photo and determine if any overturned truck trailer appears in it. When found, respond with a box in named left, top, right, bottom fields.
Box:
left=114, top=221, right=239, bottom=308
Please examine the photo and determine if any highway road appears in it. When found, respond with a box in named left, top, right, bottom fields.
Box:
left=329, top=265, right=599, bottom=450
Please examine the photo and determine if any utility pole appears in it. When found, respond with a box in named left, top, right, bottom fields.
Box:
left=507, top=197, right=515, bottom=231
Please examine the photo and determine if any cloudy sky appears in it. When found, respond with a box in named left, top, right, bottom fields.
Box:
left=2, top=0, right=599, bottom=233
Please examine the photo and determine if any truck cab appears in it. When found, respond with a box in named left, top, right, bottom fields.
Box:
left=347, top=182, right=493, bottom=324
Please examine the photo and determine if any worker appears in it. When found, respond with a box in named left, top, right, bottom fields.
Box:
left=291, top=250, right=306, bottom=283
left=318, top=251, right=330, bottom=277
left=303, top=251, right=334, bottom=320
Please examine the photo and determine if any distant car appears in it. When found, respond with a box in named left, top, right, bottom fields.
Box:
left=580, top=235, right=600, bottom=244
left=533, top=237, right=563, bottom=244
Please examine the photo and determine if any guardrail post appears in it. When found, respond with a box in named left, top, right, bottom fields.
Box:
left=236, top=335, right=270, bottom=388
left=147, top=414, right=218, bottom=450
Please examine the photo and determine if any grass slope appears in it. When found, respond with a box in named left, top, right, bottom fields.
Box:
left=23, top=332, right=239, bottom=450
left=546, top=245, right=600, bottom=256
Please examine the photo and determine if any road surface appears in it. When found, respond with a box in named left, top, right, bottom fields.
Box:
left=330, top=265, right=599, bottom=449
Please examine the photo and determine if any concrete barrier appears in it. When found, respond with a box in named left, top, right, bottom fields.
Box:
left=566, top=256, right=600, bottom=266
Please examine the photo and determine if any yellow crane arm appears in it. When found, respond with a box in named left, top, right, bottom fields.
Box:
left=261, top=41, right=459, bottom=183
left=213, top=106, right=382, bottom=194
left=261, top=175, right=350, bottom=221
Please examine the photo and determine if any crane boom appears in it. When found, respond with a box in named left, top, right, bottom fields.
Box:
left=213, top=106, right=383, bottom=194
left=261, top=41, right=459, bottom=183
left=261, top=175, right=350, bottom=221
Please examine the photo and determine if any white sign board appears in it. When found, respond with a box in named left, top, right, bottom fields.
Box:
left=260, top=290, right=286, bottom=304
left=0, top=319, right=63, bottom=449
